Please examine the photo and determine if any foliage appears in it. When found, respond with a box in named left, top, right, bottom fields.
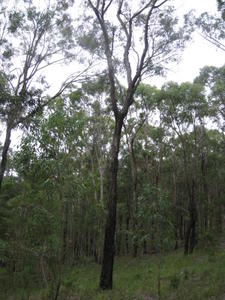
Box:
left=137, top=185, right=174, bottom=253
left=0, top=0, right=225, bottom=297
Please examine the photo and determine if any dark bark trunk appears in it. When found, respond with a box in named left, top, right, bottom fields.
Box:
left=172, top=170, right=179, bottom=250
left=129, top=139, right=138, bottom=257
left=85, top=231, right=89, bottom=256
left=126, top=214, right=130, bottom=254
left=184, top=222, right=191, bottom=255
left=179, top=215, right=184, bottom=240
left=116, top=215, right=123, bottom=255
left=201, top=152, right=209, bottom=231
left=0, top=123, right=12, bottom=191
left=180, top=143, right=197, bottom=255
left=184, top=180, right=197, bottom=255
left=99, top=117, right=123, bottom=290
left=54, top=171, right=63, bottom=300
left=62, top=200, right=69, bottom=264
left=143, top=239, right=147, bottom=255
left=215, top=186, right=222, bottom=233
left=150, top=218, right=155, bottom=253
left=90, top=148, right=98, bottom=202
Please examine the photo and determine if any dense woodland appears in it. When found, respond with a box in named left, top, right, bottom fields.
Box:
left=0, top=0, right=225, bottom=299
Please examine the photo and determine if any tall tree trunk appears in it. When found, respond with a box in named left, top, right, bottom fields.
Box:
left=62, top=200, right=69, bottom=264
left=179, top=142, right=197, bottom=255
left=54, top=171, right=64, bottom=300
left=99, top=117, right=123, bottom=290
left=99, top=164, right=104, bottom=203
left=125, top=210, right=130, bottom=254
left=0, top=123, right=12, bottom=191
left=173, top=170, right=179, bottom=250
left=216, top=188, right=222, bottom=233
left=184, top=180, right=197, bottom=255
left=116, top=215, right=123, bottom=255
left=201, top=152, right=209, bottom=231
left=129, top=139, right=138, bottom=257
left=90, top=148, right=98, bottom=202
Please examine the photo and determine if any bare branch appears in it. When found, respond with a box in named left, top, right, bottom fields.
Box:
left=14, top=63, right=94, bottom=128
left=88, top=0, right=118, bottom=118
left=117, top=1, right=132, bottom=85
left=197, top=31, right=225, bottom=52
left=153, top=0, right=169, bottom=9
left=131, top=0, right=155, bottom=20
left=103, top=0, right=114, bottom=14
left=128, top=1, right=157, bottom=101
left=88, top=0, right=98, bottom=12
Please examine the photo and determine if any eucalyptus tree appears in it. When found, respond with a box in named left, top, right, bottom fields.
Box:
left=193, top=0, right=225, bottom=52
left=0, top=0, right=86, bottom=190
left=195, top=65, right=225, bottom=132
left=157, top=81, right=209, bottom=254
left=78, top=0, right=190, bottom=289
left=81, top=75, right=112, bottom=204
left=123, top=83, right=160, bottom=256
left=123, top=113, right=146, bottom=257
left=74, top=77, right=114, bottom=263
left=8, top=96, right=89, bottom=297
left=194, top=66, right=225, bottom=231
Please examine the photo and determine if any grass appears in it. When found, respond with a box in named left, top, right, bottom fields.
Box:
left=2, top=245, right=225, bottom=299
left=59, top=247, right=225, bottom=300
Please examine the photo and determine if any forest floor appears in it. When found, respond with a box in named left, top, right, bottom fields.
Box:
left=2, top=235, right=225, bottom=300
left=59, top=245, right=225, bottom=300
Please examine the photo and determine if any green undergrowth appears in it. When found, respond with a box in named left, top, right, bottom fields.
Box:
left=59, top=248, right=225, bottom=300
left=2, top=246, right=225, bottom=300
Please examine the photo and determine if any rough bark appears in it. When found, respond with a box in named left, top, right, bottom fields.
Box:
left=129, top=138, right=138, bottom=257
left=184, top=180, right=197, bottom=255
left=201, top=151, right=209, bottom=231
left=54, top=172, right=63, bottom=300
left=125, top=209, right=130, bottom=254
left=0, top=123, right=12, bottom=191
left=99, top=116, right=123, bottom=289
left=173, top=170, right=179, bottom=250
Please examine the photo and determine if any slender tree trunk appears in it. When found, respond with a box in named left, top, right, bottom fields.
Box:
left=179, top=143, right=197, bottom=255
left=129, top=139, right=138, bottom=257
left=216, top=188, right=222, bottom=233
left=201, top=152, right=209, bottom=231
left=179, top=215, right=184, bottom=240
left=116, top=215, right=123, bottom=255
left=126, top=212, right=130, bottom=254
left=184, top=180, right=197, bottom=255
left=0, top=123, right=12, bottom=191
left=90, top=149, right=98, bottom=202
left=99, top=117, right=123, bottom=290
left=54, top=172, right=64, bottom=300
left=99, top=165, right=104, bottom=203
left=173, top=171, right=179, bottom=250
left=62, top=200, right=69, bottom=264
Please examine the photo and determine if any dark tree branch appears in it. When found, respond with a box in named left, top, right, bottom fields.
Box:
left=197, top=31, right=225, bottom=52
